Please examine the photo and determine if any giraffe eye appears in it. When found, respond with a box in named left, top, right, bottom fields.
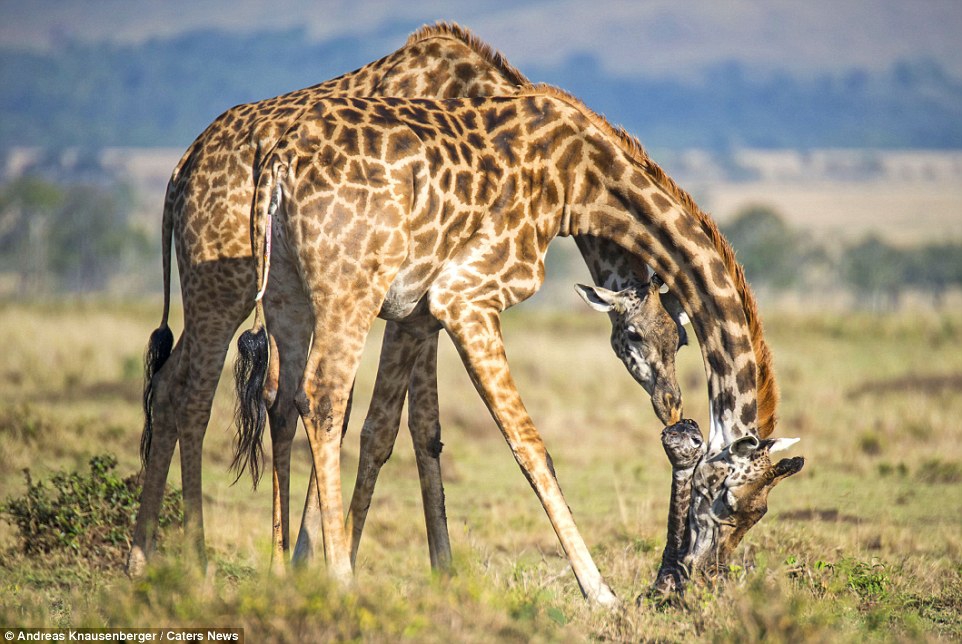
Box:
left=625, top=329, right=643, bottom=343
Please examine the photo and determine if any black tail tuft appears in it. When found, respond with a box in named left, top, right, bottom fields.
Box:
left=141, top=325, right=174, bottom=468
left=232, top=327, right=270, bottom=488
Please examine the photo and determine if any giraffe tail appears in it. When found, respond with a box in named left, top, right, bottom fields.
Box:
left=140, top=175, right=177, bottom=469
left=231, top=163, right=282, bottom=487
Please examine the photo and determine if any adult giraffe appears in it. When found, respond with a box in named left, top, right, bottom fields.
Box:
left=238, top=85, right=803, bottom=604
left=130, top=23, right=684, bottom=577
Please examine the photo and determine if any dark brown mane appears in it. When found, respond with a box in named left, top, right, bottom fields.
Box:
left=407, top=22, right=531, bottom=89
left=522, top=84, right=779, bottom=438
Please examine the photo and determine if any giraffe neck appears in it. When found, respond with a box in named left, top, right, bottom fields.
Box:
left=541, top=100, right=760, bottom=449
left=574, top=236, right=652, bottom=291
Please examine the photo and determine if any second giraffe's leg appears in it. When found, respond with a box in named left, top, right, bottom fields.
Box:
left=173, top=267, right=256, bottom=568
left=129, top=260, right=253, bottom=575
left=406, top=332, right=453, bottom=571
left=291, top=466, right=321, bottom=566
left=436, top=305, right=618, bottom=606
left=344, top=322, right=422, bottom=567
left=127, top=342, right=183, bottom=577
left=177, top=320, right=245, bottom=568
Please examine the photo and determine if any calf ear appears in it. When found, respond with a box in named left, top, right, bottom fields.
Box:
left=575, top=283, right=620, bottom=312
left=771, top=456, right=805, bottom=485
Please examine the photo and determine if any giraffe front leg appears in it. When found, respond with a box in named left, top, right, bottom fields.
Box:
left=434, top=304, right=618, bottom=606
left=407, top=332, right=453, bottom=571
left=345, top=321, right=419, bottom=568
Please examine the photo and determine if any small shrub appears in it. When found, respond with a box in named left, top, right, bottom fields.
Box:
left=1, top=453, right=181, bottom=569
left=858, top=432, right=883, bottom=456
left=0, top=404, right=54, bottom=442
left=877, top=462, right=909, bottom=477
left=836, top=557, right=890, bottom=602
left=915, top=459, right=962, bottom=484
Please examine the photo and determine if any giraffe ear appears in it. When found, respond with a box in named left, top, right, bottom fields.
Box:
left=765, top=437, right=801, bottom=453
left=709, top=434, right=759, bottom=462
left=728, top=434, right=760, bottom=459
left=575, top=283, right=619, bottom=313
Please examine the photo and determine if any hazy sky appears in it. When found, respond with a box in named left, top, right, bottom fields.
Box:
left=2, top=0, right=961, bottom=77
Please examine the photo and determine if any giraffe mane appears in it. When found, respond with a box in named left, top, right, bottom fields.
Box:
left=521, top=83, right=780, bottom=438
left=406, top=21, right=532, bottom=89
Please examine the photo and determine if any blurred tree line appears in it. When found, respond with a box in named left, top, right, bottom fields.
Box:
left=1, top=173, right=960, bottom=307
left=3, top=28, right=962, bottom=150
left=0, top=175, right=151, bottom=295
left=721, top=205, right=962, bottom=309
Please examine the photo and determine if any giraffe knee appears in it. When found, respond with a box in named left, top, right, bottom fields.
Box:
left=426, top=433, right=444, bottom=459
left=413, top=421, right=443, bottom=460
left=294, top=388, right=312, bottom=420
left=514, top=445, right=559, bottom=490
left=268, top=404, right=299, bottom=443
left=545, top=450, right=557, bottom=481
left=360, top=420, right=395, bottom=467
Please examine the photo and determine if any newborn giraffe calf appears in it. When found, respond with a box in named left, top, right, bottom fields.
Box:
left=651, top=418, right=706, bottom=598
left=649, top=418, right=804, bottom=599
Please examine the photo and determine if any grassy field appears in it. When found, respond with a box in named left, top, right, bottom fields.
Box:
left=1, top=299, right=961, bottom=641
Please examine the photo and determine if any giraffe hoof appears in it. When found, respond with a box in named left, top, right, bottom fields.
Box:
left=269, top=553, right=289, bottom=577
left=591, top=584, right=620, bottom=608
left=125, top=546, right=147, bottom=579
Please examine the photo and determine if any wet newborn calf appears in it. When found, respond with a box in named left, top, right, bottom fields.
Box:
left=652, top=418, right=706, bottom=597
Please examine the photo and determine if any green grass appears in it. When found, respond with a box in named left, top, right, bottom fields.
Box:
left=1, top=301, right=961, bottom=640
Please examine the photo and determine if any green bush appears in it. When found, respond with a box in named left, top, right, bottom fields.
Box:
left=1, top=454, right=181, bottom=569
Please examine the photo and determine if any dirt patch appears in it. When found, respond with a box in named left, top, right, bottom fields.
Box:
left=778, top=508, right=862, bottom=524
left=847, top=372, right=962, bottom=399
left=37, top=379, right=140, bottom=404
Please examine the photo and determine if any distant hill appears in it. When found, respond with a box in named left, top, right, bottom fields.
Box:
left=2, top=27, right=961, bottom=150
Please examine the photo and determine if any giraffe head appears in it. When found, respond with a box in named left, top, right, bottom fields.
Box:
left=662, top=418, right=706, bottom=470
left=682, top=435, right=804, bottom=574
left=575, top=280, right=685, bottom=425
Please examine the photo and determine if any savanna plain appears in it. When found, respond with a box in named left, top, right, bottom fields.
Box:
left=1, top=296, right=961, bottom=641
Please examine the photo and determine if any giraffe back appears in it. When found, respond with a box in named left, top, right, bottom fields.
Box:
left=168, top=23, right=529, bottom=272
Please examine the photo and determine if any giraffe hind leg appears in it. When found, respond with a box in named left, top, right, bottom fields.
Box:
left=294, top=267, right=404, bottom=581
left=127, top=339, right=182, bottom=577
left=261, top=274, right=314, bottom=572
left=297, top=324, right=376, bottom=583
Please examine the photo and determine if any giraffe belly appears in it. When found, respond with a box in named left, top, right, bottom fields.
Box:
left=379, top=287, right=424, bottom=320
left=379, top=263, right=437, bottom=321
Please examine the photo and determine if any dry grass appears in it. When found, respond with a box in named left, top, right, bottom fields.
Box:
left=1, top=300, right=961, bottom=640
